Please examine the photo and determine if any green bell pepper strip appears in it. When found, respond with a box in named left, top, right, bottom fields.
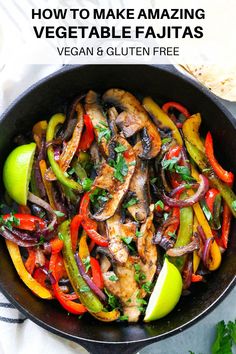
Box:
left=185, top=141, right=236, bottom=218
left=170, top=192, right=193, bottom=271
left=46, top=114, right=83, bottom=191
left=60, top=220, right=103, bottom=313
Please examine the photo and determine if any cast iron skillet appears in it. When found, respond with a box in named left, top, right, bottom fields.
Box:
left=0, top=65, right=236, bottom=354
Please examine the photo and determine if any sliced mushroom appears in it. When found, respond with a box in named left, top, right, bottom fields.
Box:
left=102, top=88, right=161, bottom=159
left=85, top=90, right=110, bottom=157
left=128, top=158, right=150, bottom=223
left=106, top=212, right=136, bottom=264
left=107, top=107, right=119, bottom=136
left=92, top=135, right=136, bottom=221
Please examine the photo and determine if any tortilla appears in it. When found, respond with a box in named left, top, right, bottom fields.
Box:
left=179, top=64, right=236, bottom=101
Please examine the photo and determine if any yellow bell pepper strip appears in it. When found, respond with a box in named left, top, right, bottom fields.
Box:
left=90, top=308, right=120, bottom=322
left=60, top=220, right=103, bottom=313
left=32, top=120, right=48, bottom=149
left=39, top=159, right=57, bottom=210
left=191, top=165, right=222, bottom=271
left=185, top=141, right=236, bottom=218
left=143, top=97, right=183, bottom=146
left=6, top=240, right=52, bottom=299
left=182, top=114, right=205, bottom=153
left=170, top=192, right=193, bottom=271
left=46, top=114, right=83, bottom=191
left=193, top=216, right=201, bottom=274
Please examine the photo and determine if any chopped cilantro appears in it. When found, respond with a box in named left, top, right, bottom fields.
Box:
left=162, top=157, right=195, bottom=182
left=82, top=256, right=91, bottom=273
left=123, top=197, right=139, bottom=209
left=109, top=274, right=118, bottom=282
left=129, top=161, right=136, bottom=166
left=67, top=167, right=75, bottom=175
left=80, top=285, right=90, bottom=293
left=104, top=288, right=120, bottom=310
left=155, top=200, right=164, bottom=210
left=161, top=137, right=172, bottom=145
left=121, top=236, right=133, bottom=245
left=58, top=232, right=64, bottom=241
left=119, top=315, right=129, bottom=321
left=134, top=264, right=146, bottom=284
left=114, top=144, right=127, bottom=153
left=36, top=236, right=45, bottom=247
left=82, top=177, right=93, bottom=192
left=0, top=214, right=20, bottom=231
left=54, top=210, right=65, bottom=217
left=162, top=157, right=179, bottom=171
left=163, top=212, right=169, bottom=221
left=90, top=188, right=109, bottom=206
left=150, top=177, right=157, bottom=184
left=136, top=297, right=147, bottom=312
left=95, top=121, right=111, bottom=143
left=141, top=281, right=154, bottom=294
left=232, top=200, right=236, bottom=212
left=168, top=231, right=176, bottom=239
left=135, top=230, right=142, bottom=238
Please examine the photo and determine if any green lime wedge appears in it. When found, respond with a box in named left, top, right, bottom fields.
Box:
left=3, top=143, right=36, bottom=206
left=144, top=258, right=182, bottom=322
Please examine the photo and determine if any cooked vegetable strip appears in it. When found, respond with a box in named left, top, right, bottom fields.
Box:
left=39, top=159, right=57, bottom=209
left=78, top=114, right=95, bottom=151
left=58, top=102, right=84, bottom=171
left=162, top=101, right=190, bottom=118
left=205, top=131, right=234, bottom=183
left=182, top=113, right=205, bottom=153
left=103, top=89, right=161, bottom=159
left=143, top=97, right=183, bottom=146
left=60, top=220, right=103, bottom=313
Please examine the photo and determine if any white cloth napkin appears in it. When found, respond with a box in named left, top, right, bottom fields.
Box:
left=0, top=63, right=88, bottom=354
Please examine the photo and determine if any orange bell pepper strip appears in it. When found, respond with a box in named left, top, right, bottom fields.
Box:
left=6, top=240, right=52, bottom=299
left=79, top=230, right=90, bottom=260
left=32, top=120, right=48, bottom=149
left=50, top=238, right=64, bottom=254
left=205, top=132, right=234, bottom=184
left=191, top=274, right=203, bottom=283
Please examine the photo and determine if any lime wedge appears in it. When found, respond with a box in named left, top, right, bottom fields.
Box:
left=144, top=258, right=182, bottom=322
left=3, top=143, right=36, bottom=205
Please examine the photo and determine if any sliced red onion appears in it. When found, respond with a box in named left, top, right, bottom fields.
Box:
left=43, top=242, right=52, bottom=255
left=202, top=237, right=214, bottom=268
left=0, top=227, right=37, bottom=247
left=163, top=175, right=209, bottom=207
left=197, top=225, right=207, bottom=242
left=169, top=182, right=199, bottom=197
left=54, top=147, right=60, bottom=161
left=28, top=192, right=57, bottom=237
left=75, top=253, right=106, bottom=302
left=34, top=139, right=47, bottom=199
left=166, top=236, right=200, bottom=257
left=40, top=265, right=56, bottom=285
left=153, top=216, right=179, bottom=248
left=181, top=146, right=191, bottom=169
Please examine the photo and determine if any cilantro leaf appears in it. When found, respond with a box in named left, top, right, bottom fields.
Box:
left=114, top=143, right=127, bottom=153
left=155, top=200, right=164, bottom=210
left=82, top=256, right=91, bottom=273
left=212, top=320, right=235, bottom=354
left=54, top=210, right=65, bottom=217
left=135, top=230, right=142, bottom=238
left=82, top=177, right=93, bottom=192
left=95, top=121, right=111, bottom=143
left=162, top=157, right=179, bottom=171
left=123, top=197, right=139, bottom=209
left=104, top=288, right=120, bottom=310
left=119, top=315, right=129, bottom=321
left=109, top=274, right=118, bottom=282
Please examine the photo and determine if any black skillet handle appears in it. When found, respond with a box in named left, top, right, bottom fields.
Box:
left=78, top=341, right=148, bottom=354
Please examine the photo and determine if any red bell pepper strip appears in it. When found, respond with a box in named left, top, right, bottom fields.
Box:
left=50, top=238, right=64, bottom=254
left=162, top=102, right=191, bottom=118
left=205, top=188, right=220, bottom=214
left=88, top=240, right=96, bottom=253
left=79, top=193, right=109, bottom=247
left=166, top=145, right=183, bottom=188
left=191, top=274, right=203, bottom=282
left=78, top=114, right=95, bottom=151
left=205, top=132, right=234, bottom=184
left=25, top=248, right=36, bottom=275
left=49, top=252, right=86, bottom=314
left=90, top=257, right=104, bottom=289
left=2, top=214, right=45, bottom=232
left=70, top=215, right=83, bottom=252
